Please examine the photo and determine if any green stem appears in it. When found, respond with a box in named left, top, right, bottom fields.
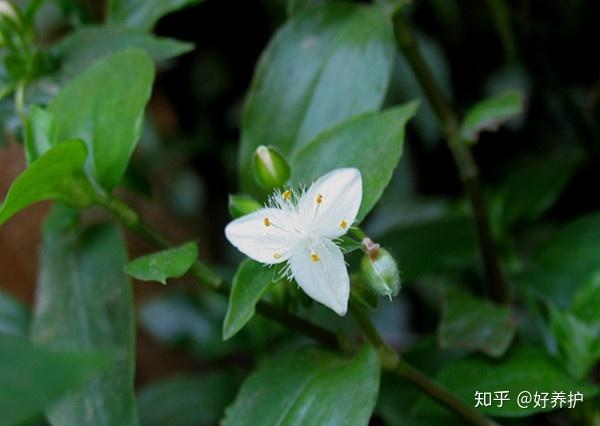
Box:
left=392, top=12, right=510, bottom=305
left=484, top=0, right=518, bottom=63
left=97, top=195, right=340, bottom=349
left=394, top=359, right=500, bottom=426
left=14, top=80, right=25, bottom=125
left=101, top=195, right=497, bottom=425
left=351, top=301, right=499, bottom=426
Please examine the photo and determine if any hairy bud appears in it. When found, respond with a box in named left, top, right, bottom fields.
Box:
left=361, top=239, right=401, bottom=299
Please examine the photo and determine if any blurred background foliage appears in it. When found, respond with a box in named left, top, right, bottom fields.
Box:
left=0, top=0, right=600, bottom=425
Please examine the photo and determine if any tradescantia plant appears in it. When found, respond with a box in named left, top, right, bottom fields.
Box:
left=0, top=1, right=599, bottom=426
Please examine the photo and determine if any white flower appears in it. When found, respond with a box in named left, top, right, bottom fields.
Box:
left=225, top=168, right=363, bottom=315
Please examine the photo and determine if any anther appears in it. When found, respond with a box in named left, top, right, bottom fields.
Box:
left=316, top=194, right=323, bottom=204
left=310, top=252, right=320, bottom=262
left=282, top=190, right=292, bottom=200
left=273, top=253, right=282, bottom=259
left=340, top=220, right=348, bottom=229
left=263, top=217, right=271, bottom=227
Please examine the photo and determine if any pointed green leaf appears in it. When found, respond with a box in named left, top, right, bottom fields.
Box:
left=54, top=25, right=194, bottom=81
left=517, top=212, right=600, bottom=306
left=49, top=48, right=154, bottom=191
left=491, top=152, right=580, bottom=230
left=0, top=289, right=30, bottom=337
left=0, top=334, right=110, bottom=426
left=222, top=345, right=380, bottom=426
left=291, top=103, right=418, bottom=221
left=439, top=286, right=516, bottom=358
left=108, top=0, right=202, bottom=30
left=124, top=242, right=198, bottom=284
left=549, top=306, right=600, bottom=380
left=138, top=371, right=242, bottom=426
left=240, top=3, right=395, bottom=191
left=223, top=259, right=272, bottom=340
left=31, top=210, right=137, bottom=425
left=24, top=105, right=58, bottom=164
left=414, top=346, right=598, bottom=417
left=0, top=140, right=94, bottom=227
left=461, top=90, right=524, bottom=143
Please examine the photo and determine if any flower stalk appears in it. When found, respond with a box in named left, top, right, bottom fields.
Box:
left=98, top=195, right=498, bottom=425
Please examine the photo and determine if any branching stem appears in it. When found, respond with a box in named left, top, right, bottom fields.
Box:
left=392, top=12, right=510, bottom=304
left=98, top=195, right=499, bottom=426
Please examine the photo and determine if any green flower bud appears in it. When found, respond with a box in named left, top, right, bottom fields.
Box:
left=361, top=244, right=401, bottom=299
left=252, top=145, right=291, bottom=191
left=228, top=194, right=262, bottom=218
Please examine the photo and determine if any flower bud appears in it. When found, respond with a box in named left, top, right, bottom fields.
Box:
left=228, top=194, right=262, bottom=218
left=361, top=246, right=401, bottom=299
left=252, top=145, right=291, bottom=191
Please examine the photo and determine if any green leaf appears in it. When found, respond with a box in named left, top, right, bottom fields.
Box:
left=31, top=211, right=137, bottom=426
left=49, top=48, right=155, bottom=191
left=53, top=25, right=193, bottom=82
left=107, top=0, right=202, bottom=30
left=0, top=334, right=110, bottom=426
left=223, top=260, right=272, bottom=340
left=377, top=215, right=477, bottom=281
left=24, top=105, right=58, bottom=164
left=291, top=103, right=418, bottom=221
left=571, top=274, right=600, bottom=327
left=376, top=374, right=461, bottom=426
left=414, top=345, right=598, bottom=417
left=517, top=212, right=600, bottom=306
left=0, top=289, right=30, bottom=337
left=240, top=3, right=395, bottom=191
left=124, top=242, right=198, bottom=284
left=0, top=140, right=94, bottom=227
left=460, top=90, right=524, bottom=143
left=222, top=345, right=380, bottom=426
left=549, top=306, right=600, bottom=380
left=439, top=286, right=516, bottom=358
left=138, top=371, right=242, bottom=426
left=491, top=153, right=580, bottom=231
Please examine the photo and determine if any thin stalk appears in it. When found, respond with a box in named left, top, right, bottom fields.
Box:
left=351, top=302, right=499, bottom=426
left=14, top=80, right=25, bottom=125
left=484, top=0, right=518, bottom=63
left=393, top=12, right=510, bottom=304
left=101, top=195, right=498, bottom=425
left=97, top=195, right=340, bottom=349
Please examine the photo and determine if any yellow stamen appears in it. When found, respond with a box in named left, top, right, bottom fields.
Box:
left=310, top=252, right=320, bottom=262
left=340, top=220, right=348, bottom=229
left=316, top=194, right=323, bottom=204
left=282, top=190, right=292, bottom=200
left=263, top=217, right=271, bottom=227
left=273, top=253, right=282, bottom=259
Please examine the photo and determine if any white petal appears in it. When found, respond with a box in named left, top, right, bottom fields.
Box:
left=299, top=168, right=362, bottom=239
left=225, top=208, right=302, bottom=264
left=289, top=236, right=349, bottom=315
